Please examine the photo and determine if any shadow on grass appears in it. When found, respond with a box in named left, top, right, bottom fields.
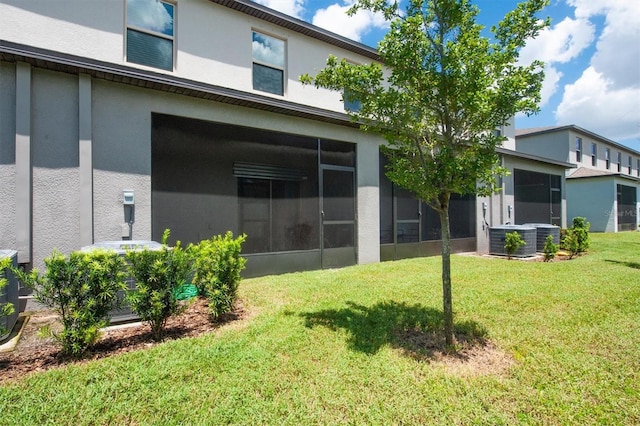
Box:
left=299, top=301, right=488, bottom=360
left=605, top=259, right=640, bottom=270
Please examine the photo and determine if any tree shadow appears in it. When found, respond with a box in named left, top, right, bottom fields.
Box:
left=299, top=301, right=488, bottom=361
left=605, top=259, right=640, bottom=270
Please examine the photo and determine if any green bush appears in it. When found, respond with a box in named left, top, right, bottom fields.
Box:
left=543, top=234, right=558, bottom=262
left=571, top=216, right=591, bottom=252
left=504, top=231, right=526, bottom=260
left=126, top=230, right=192, bottom=341
left=0, top=257, right=15, bottom=337
left=191, top=232, right=247, bottom=321
left=12, top=250, right=127, bottom=356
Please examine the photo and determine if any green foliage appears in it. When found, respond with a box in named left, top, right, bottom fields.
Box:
left=565, top=217, right=591, bottom=259
left=191, top=232, right=247, bottom=321
left=504, top=231, right=526, bottom=259
left=543, top=234, right=558, bottom=262
left=12, top=250, right=127, bottom=356
left=0, top=257, right=15, bottom=337
left=126, top=230, right=192, bottom=341
left=301, top=0, right=549, bottom=345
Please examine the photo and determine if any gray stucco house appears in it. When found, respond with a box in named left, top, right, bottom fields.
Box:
left=1, top=0, right=575, bottom=278
left=516, top=125, right=640, bottom=232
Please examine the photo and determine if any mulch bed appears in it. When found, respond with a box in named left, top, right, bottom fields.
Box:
left=0, top=298, right=247, bottom=384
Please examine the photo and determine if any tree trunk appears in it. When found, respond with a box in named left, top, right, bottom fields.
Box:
left=438, top=194, right=454, bottom=346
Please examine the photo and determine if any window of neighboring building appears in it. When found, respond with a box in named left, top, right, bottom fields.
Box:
left=575, top=137, right=582, bottom=162
left=637, top=159, right=640, bottom=177
left=126, top=0, right=175, bottom=71
left=591, top=143, right=597, bottom=166
left=252, top=31, right=285, bottom=96
left=343, top=89, right=361, bottom=112
left=605, top=148, right=611, bottom=169
left=617, top=151, right=622, bottom=172
left=628, top=156, right=632, bottom=174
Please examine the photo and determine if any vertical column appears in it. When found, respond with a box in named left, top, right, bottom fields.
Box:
left=15, top=62, right=31, bottom=264
left=356, top=140, right=380, bottom=264
left=78, top=74, right=93, bottom=246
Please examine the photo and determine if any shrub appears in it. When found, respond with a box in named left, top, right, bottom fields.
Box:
left=504, top=231, right=526, bottom=260
left=126, top=230, right=192, bottom=341
left=191, top=232, right=247, bottom=321
left=0, top=257, right=15, bottom=337
left=12, top=250, right=127, bottom=356
left=543, top=234, right=558, bottom=262
left=571, top=216, right=590, bottom=253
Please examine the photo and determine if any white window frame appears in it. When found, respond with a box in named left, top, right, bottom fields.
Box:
left=605, top=148, right=610, bottom=169
left=591, top=143, right=597, bottom=167
left=251, top=30, right=286, bottom=96
left=125, top=0, right=176, bottom=71
left=575, top=137, right=582, bottom=163
left=617, top=152, right=622, bottom=172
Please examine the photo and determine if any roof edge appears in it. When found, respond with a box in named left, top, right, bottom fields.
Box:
left=496, top=147, right=576, bottom=168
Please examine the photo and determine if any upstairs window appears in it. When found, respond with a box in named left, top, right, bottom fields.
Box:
left=605, top=148, right=610, bottom=169
left=575, top=137, right=582, bottom=162
left=617, top=152, right=622, bottom=172
left=252, top=31, right=285, bottom=96
left=126, top=0, right=174, bottom=71
left=591, top=143, right=597, bottom=167
left=628, top=156, right=632, bottom=174
left=343, top=89, right=361, bottom=112
left=637, top=159, right=640, bottom=177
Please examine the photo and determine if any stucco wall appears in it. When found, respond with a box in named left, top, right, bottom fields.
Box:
left=566, top=178, right=615, bottom=232
left=0, top=0, right=373, bottom=113
left=0, top=63, right=17, bottom=251
left=516, top=130, right=570, bottom=164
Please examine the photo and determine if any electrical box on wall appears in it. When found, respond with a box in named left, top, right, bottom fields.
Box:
left=123, top=190, right=135, bottom=205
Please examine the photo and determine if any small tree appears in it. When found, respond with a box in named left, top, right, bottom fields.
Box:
left=571, top=217, right=590, bottom=253
left=126, top=230, right=192, bottom=341
left=0, top=257, right=15, bottom=338
left=543, top=234, right=558, bottom=262
left=13, top=250, right=127, bottom=356
left=190, top=232, right=247, bottom=321
left=302, top=0, right=549, bottom=345
left=504, top=231, right=526, bottom=260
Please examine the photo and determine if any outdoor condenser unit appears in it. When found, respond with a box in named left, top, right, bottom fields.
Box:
left=0, top=250, right=19, bottom=341
left=523, top=223, right=560, bottom=252
left=81, top=241, right=162, bottom=324
left=489, top=225, right=537, bottom=257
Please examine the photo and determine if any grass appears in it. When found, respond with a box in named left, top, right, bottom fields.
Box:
left=1, top=232, right=639, bottom=424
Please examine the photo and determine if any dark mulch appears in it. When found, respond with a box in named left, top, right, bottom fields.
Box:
left=0, top=298, right=248, bottom=383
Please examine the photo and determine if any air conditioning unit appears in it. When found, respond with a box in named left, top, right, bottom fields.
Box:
left=0, top=250, right=19, bottom=341
left=523, top=223, right=560, bottom=252
left=81, top=241, right=162, bottom=324
left=489, top=225, right=537, bottom=257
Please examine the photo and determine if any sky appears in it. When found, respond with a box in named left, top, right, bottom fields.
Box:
left=252, top=0, right=640, bottom=152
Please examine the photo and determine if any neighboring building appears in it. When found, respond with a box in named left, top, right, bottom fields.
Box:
left=516, top=125, right=640, bottom=232
left=0, top=0, right=576, bottom=278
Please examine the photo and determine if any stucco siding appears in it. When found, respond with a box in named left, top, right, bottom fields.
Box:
left=0, top=62, right=17, bottom=251
left=516, top=131, right=570, bottom=163
left=566, top=178, right=615, bottom=232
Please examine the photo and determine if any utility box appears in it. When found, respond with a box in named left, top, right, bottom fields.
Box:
left=81, top=241, right=162, bottom=323
left=523, top=223, right=560, bottom=252
left=489, top=225, right=537, bottom=258
left=0, top=250, right=19, bottom=341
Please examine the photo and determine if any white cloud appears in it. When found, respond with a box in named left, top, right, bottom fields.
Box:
left=556, top=67, right=640, bottom=140
left=311, top=2, right=388, bottom=42
left=555, top=0, right=640, bottom=140
left=127, top=0, right=173, bottom=34
left=518, top=16, right=594, bottom=107
left=253, top=0, right=305, bottom=19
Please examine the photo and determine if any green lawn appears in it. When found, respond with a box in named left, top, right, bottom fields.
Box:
left=1, top=233, right=639, bottom=425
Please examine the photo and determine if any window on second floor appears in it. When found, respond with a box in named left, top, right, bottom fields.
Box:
left=617, top=151, right=622, bottom=172
left=605, top=148, right=610, bottom=169
left=575, top=137, right=582, bottom=162
left=637, top=159, right=640, bottom=177
left=628, top=156, right=632, bottom=174
left=126, top=0, right=175, bottom=71
left=591, top=143, right=597, bottom=166
left=252, top=31, right=285, bottom=96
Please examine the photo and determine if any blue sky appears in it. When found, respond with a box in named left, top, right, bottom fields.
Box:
left=253, top=0, right=640, bottom=151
